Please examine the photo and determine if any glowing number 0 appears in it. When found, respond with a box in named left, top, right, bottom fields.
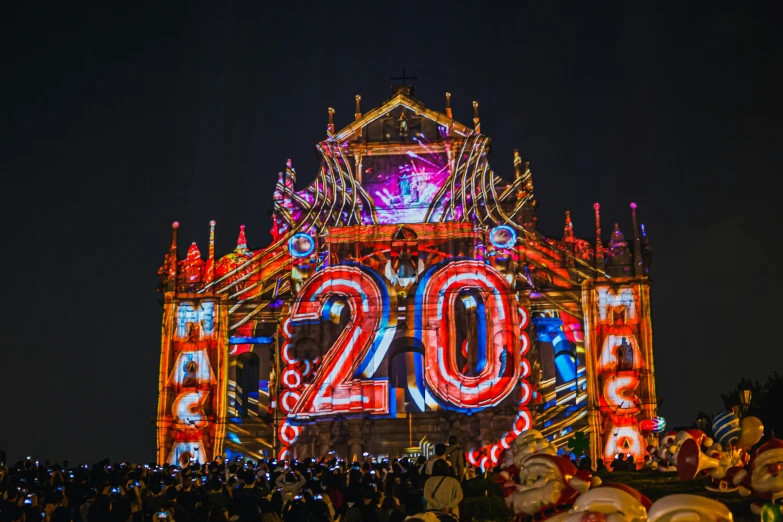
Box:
left=415, top=259, right=522, bottom=409
left=288, top=264, right=397, bottom=417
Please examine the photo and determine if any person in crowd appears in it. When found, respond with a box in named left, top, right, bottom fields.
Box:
left=1, top=488, right=23, bottom=522
left=423, top=460, right=462, bottom=521
left=233, top=471, right=262, bottom=522
left=403, top=459, right=426, bottom=516
left=45, top=489, right=69, bottom=522
left=578, top=454, right=592, bottom=471
left=3, top=507, right=22, bottom=522
left=144, top=483, right=169, bottom=517
left=424, top=445, right=447, bottom=476
left=89, top=494, right=111, bottom=522
left=80, top=490, right=97, bottom=522
left=322, top=472, right=343, bottom=519
left=257, top=498, right=281, bottom=522
left=274, top=470, right=306, bottom=502
left=610, top=452, right=627, bottom=472
left=595, top=458, right=608, bottom=476
left=342, top=486, right=381, bottom=522
left=444, top=438, right=464, bottom=483
left=207, top=507, right=229, bottom=522
left=0, top=446, right=470, bottom=522
left=109, top=488, right=133, bottom=522
left=281, top=496, right=310, bottom=522
left=163, top=486, right=188, bottom=522
left=379, top=496, right=404, bottom=522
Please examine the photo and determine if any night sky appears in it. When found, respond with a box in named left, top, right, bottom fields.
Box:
left=2, top=2, right=781, bottom=464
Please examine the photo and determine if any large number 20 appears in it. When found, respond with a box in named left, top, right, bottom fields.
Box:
left=288, top=259, right=522, bottom=416
left=414, top=259, right=522, bottom=409
left=289, top=264, right=397, bottom=418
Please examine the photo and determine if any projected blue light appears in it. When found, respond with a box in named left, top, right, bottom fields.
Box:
left=288, top=233, right=315, bottom=258
left=489, top=225, right=517, bottom=249
left=229, top=337, right=274, bottom=344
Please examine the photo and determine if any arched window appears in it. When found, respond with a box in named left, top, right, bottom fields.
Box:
left=617, top=337, right=634, bottom=372
left=236, top=352, right=260, bottom=418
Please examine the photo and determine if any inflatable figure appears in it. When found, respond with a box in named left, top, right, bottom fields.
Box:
left=736, top=438, right=783, bottom=515
left=676, top=415, right=763, bottom=494
left=647, top=494, right=734, bottom=522
left=659, top=429, right=710, bottom=472
left=703, top=442, right=748, bottom=493
left=499, top=429, right=557, bottom=496
left=504, top=429, right=557, bottom=468
left=552, top=483, right=651, bottom=522
left=504, top=453, right=598, bottom=520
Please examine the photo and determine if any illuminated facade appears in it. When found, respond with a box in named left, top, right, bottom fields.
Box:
left=156, top=86, right=657, bottom=469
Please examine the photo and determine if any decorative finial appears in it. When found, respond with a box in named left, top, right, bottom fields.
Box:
left=170, top=222, right=179, bottom=249
left=640, top=223, right=652, bottom=275
left=186, top=242, right=201, bottom=258
left=594, top=203, right=603, bottom=270
left=513, top=149, right=522, bottom=178
left=236, top=224, right=248, bottom=252
left=630, top=202, right=643, bottom=277
left=472, top=101, right=480, bottom=132
left=564, top=210, right=574, bottom=241
left=611, top=223, right=624, bottom=242
left=167, top=221, right=180, bottom=282
left=327, top=107, right=335, bottom=135
left=355, top=95, right=361, bottom=121
left=182, top=242, right=204, bottom=284
left=445, top=92, right=453, bottom=119
left=204, top=220, right=217, bottom=286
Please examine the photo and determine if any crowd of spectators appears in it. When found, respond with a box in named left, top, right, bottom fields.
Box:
left=0, top=437, right=494, bottom=522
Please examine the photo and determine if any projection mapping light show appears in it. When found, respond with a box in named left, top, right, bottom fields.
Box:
left=362, top=152, right=452, bottom=224
left=156, top=85, right=657, bottom=470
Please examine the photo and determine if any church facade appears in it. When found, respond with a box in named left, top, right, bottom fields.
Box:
left=155, top=86, right=658, bottom=469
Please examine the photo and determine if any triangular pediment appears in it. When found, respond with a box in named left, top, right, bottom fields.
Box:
left=334, top=93, right=474, bottom=143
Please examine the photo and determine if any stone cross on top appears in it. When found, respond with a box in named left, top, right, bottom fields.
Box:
left=391, top=67, right=417, bottom=85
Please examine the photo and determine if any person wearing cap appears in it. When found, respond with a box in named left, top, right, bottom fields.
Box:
left=646, top=494, right=733, bottom=522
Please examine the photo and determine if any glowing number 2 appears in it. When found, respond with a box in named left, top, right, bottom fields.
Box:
left=415, top=259, right=523, bottom=409
left=289, top=264, right=397, bottom=417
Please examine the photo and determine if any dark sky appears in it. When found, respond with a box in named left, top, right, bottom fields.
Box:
left=2, top=2, right=781, bottom=464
